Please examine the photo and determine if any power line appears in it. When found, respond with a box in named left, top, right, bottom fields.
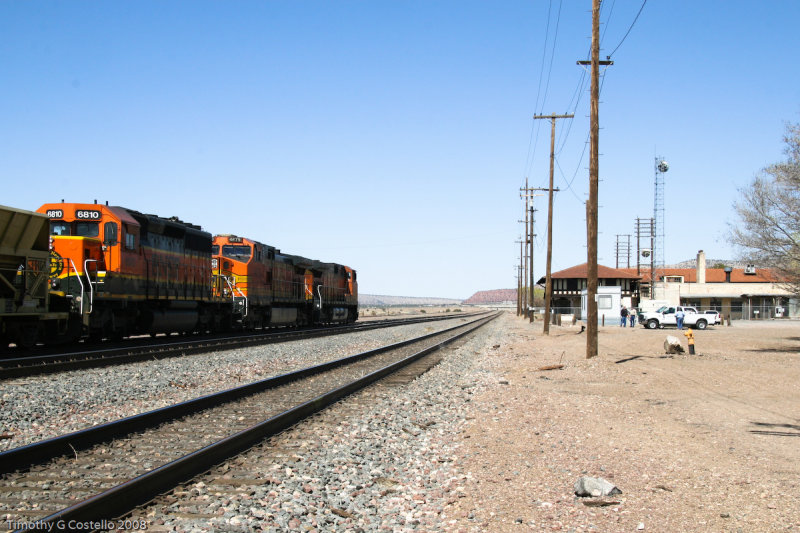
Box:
left=522, top=0, right=554, bottom=179
left=608, top=0, right=648, bottom=58
left=538, top=0, right=564, bottom=119
left=555, top=68, right=612, bottom=198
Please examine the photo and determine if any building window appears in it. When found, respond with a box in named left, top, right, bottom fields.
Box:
left=598, top=295, right=612, bottom=309
left=665, top=276, right=684, bottom=283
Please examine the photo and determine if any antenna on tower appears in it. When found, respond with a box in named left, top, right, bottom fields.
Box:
left=653, top=156, right=669, bottom=298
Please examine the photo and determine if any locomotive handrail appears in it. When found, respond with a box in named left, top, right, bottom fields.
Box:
left=66, top=258, right=86, bottom=315
left=221, top=275, right=248, bottom=317
left=84, top=259, right=97, bottom=314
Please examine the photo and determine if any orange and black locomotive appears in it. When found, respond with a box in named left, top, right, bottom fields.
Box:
left=38, top=201, right=230, bottom=340
left=0, top=200, right=358, bottom=348
left=213, top=234, right=358, bottom=329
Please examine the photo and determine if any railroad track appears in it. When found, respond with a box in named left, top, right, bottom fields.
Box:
left=0, top=312, right=498, bottom=532
left=0, top=312, right=486, bottom=380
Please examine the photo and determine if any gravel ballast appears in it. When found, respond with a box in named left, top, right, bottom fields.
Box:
left=127, top=315, right=503, bottom=532
left=0, top=318, right=479, bottom=452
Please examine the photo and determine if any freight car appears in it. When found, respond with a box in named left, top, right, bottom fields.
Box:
left=0, top=204, right=80, bottom=347
left=213, top=234, right=358, bottom=328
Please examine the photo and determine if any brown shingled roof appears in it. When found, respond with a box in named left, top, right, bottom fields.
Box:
left=537, top=263, right=641, bottom=285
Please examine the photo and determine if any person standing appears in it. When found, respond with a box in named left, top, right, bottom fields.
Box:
left=676, top=307, right=685, bottom=330
left=629, top=308, right=636, bottom=327
left=620, top=306, right=629, bottom=327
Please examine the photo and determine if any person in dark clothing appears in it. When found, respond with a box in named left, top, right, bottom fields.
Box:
left=620, top=306, right=629, bottom=327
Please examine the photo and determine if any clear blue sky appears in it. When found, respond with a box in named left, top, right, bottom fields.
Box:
left=2, top=1, right=799, bottom=298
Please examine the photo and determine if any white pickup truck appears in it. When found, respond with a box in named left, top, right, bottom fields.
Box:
left=640, top=305, right=711, bottom=330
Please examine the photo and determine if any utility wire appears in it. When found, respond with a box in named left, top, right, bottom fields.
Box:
left=608, top=0, right=648, bottom=58
left=555, top=70, right=611, bottom=203
left=522, top=0, right=554, bottom=180
left=531, top=0, right=565, bottom=190
left=538, top=0, right=564, bottom=121
left=555, top=0, right=615, bottom=155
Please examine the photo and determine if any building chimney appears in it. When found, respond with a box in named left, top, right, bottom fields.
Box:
left=724, top=266, right=732, bottom=283
left=697, top=250, right=706, bottom=284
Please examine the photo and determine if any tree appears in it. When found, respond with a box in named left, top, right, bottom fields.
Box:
left=729, top=122, right=800, bottom=293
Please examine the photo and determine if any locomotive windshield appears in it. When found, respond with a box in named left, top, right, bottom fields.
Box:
left=222, top=245, right=252, bottom=262
left=50, top=222, right=70, bottom=235
left=49, top=221, right=100, bottom=238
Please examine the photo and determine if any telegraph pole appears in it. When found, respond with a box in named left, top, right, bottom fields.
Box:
left=577, top=0, right=611, bottom=358
left=529, top=205, right=535, bottom=323
left=514, top=257, right=522, bottom=316
left=534, top=113, right=573, bottom=334
left=520, top=183, right=542, bottom=323
left=520, top=179, right=530, bottom=319
left=517, top=239, right=525, bottom=315
left=615, top=234, right=631, bottom=269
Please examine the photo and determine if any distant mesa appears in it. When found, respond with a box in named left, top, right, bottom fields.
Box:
left=359, top=294, right=463, bottom=307
left=359, top=288, right=520, bottom=307
left=462, top=289, right=517, bottom=305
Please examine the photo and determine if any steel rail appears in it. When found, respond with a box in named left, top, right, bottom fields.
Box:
left=0, top=312, right=486, bottom=380
left=12, top=312, right=497, bottom=532
left=0, top=313, right=492, bottom=474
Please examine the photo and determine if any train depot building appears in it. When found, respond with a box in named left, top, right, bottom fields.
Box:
left=540, top=250, right=796, bottom=321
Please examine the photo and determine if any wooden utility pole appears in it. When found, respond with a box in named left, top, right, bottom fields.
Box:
left=586, top=0, right=600, bottom=359
left=520, top=183, right=542, bottom=323
left=517, top=239, right=525, bottom=315
left=534, top=113, right=573, bottom=334
left=577, top=0, right=611, bottom=358
left=523, top=183, right=529, bottom=318
left=529, top=205, right=535, bottom=323
left=516, top=251, right=522, bottom=316
left=519, top=179, right=529, bottom=319
left=615, top=234, right=631, bottom=269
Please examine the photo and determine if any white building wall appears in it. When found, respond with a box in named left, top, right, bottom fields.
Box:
left=581, top=286, right=623, bottom=325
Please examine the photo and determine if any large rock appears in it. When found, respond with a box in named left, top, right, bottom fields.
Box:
left=574, top=476, right=622, bottom=497
left=664, top=335, right=684, bottom=354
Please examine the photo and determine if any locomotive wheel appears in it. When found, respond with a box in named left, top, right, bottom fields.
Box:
left=17, top=325, right=40, bottom=349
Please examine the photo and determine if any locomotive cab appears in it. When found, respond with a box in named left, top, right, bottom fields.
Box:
left=41, top=210, right=108, bottom=323
left=212, top=236, right=252, bottom=319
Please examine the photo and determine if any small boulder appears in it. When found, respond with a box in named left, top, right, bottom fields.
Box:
left=664, top=335, right=684, bottom=354
left=574, top=476, right=622, bottom=497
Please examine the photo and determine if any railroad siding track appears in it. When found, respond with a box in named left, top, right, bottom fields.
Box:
left=0, top=314, right=497, bottom=531
left=0, top=313, right=486, bottom=380
left=0, top=315, right=479, bottom=456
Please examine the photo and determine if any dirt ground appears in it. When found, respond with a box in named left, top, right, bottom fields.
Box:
left=442, top=313, right=800, bottom=532
left=359, top=306, right=466, bottom=319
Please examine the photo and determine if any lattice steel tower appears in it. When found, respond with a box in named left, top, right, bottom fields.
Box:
left=653, top=157, right=669, bottom=297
